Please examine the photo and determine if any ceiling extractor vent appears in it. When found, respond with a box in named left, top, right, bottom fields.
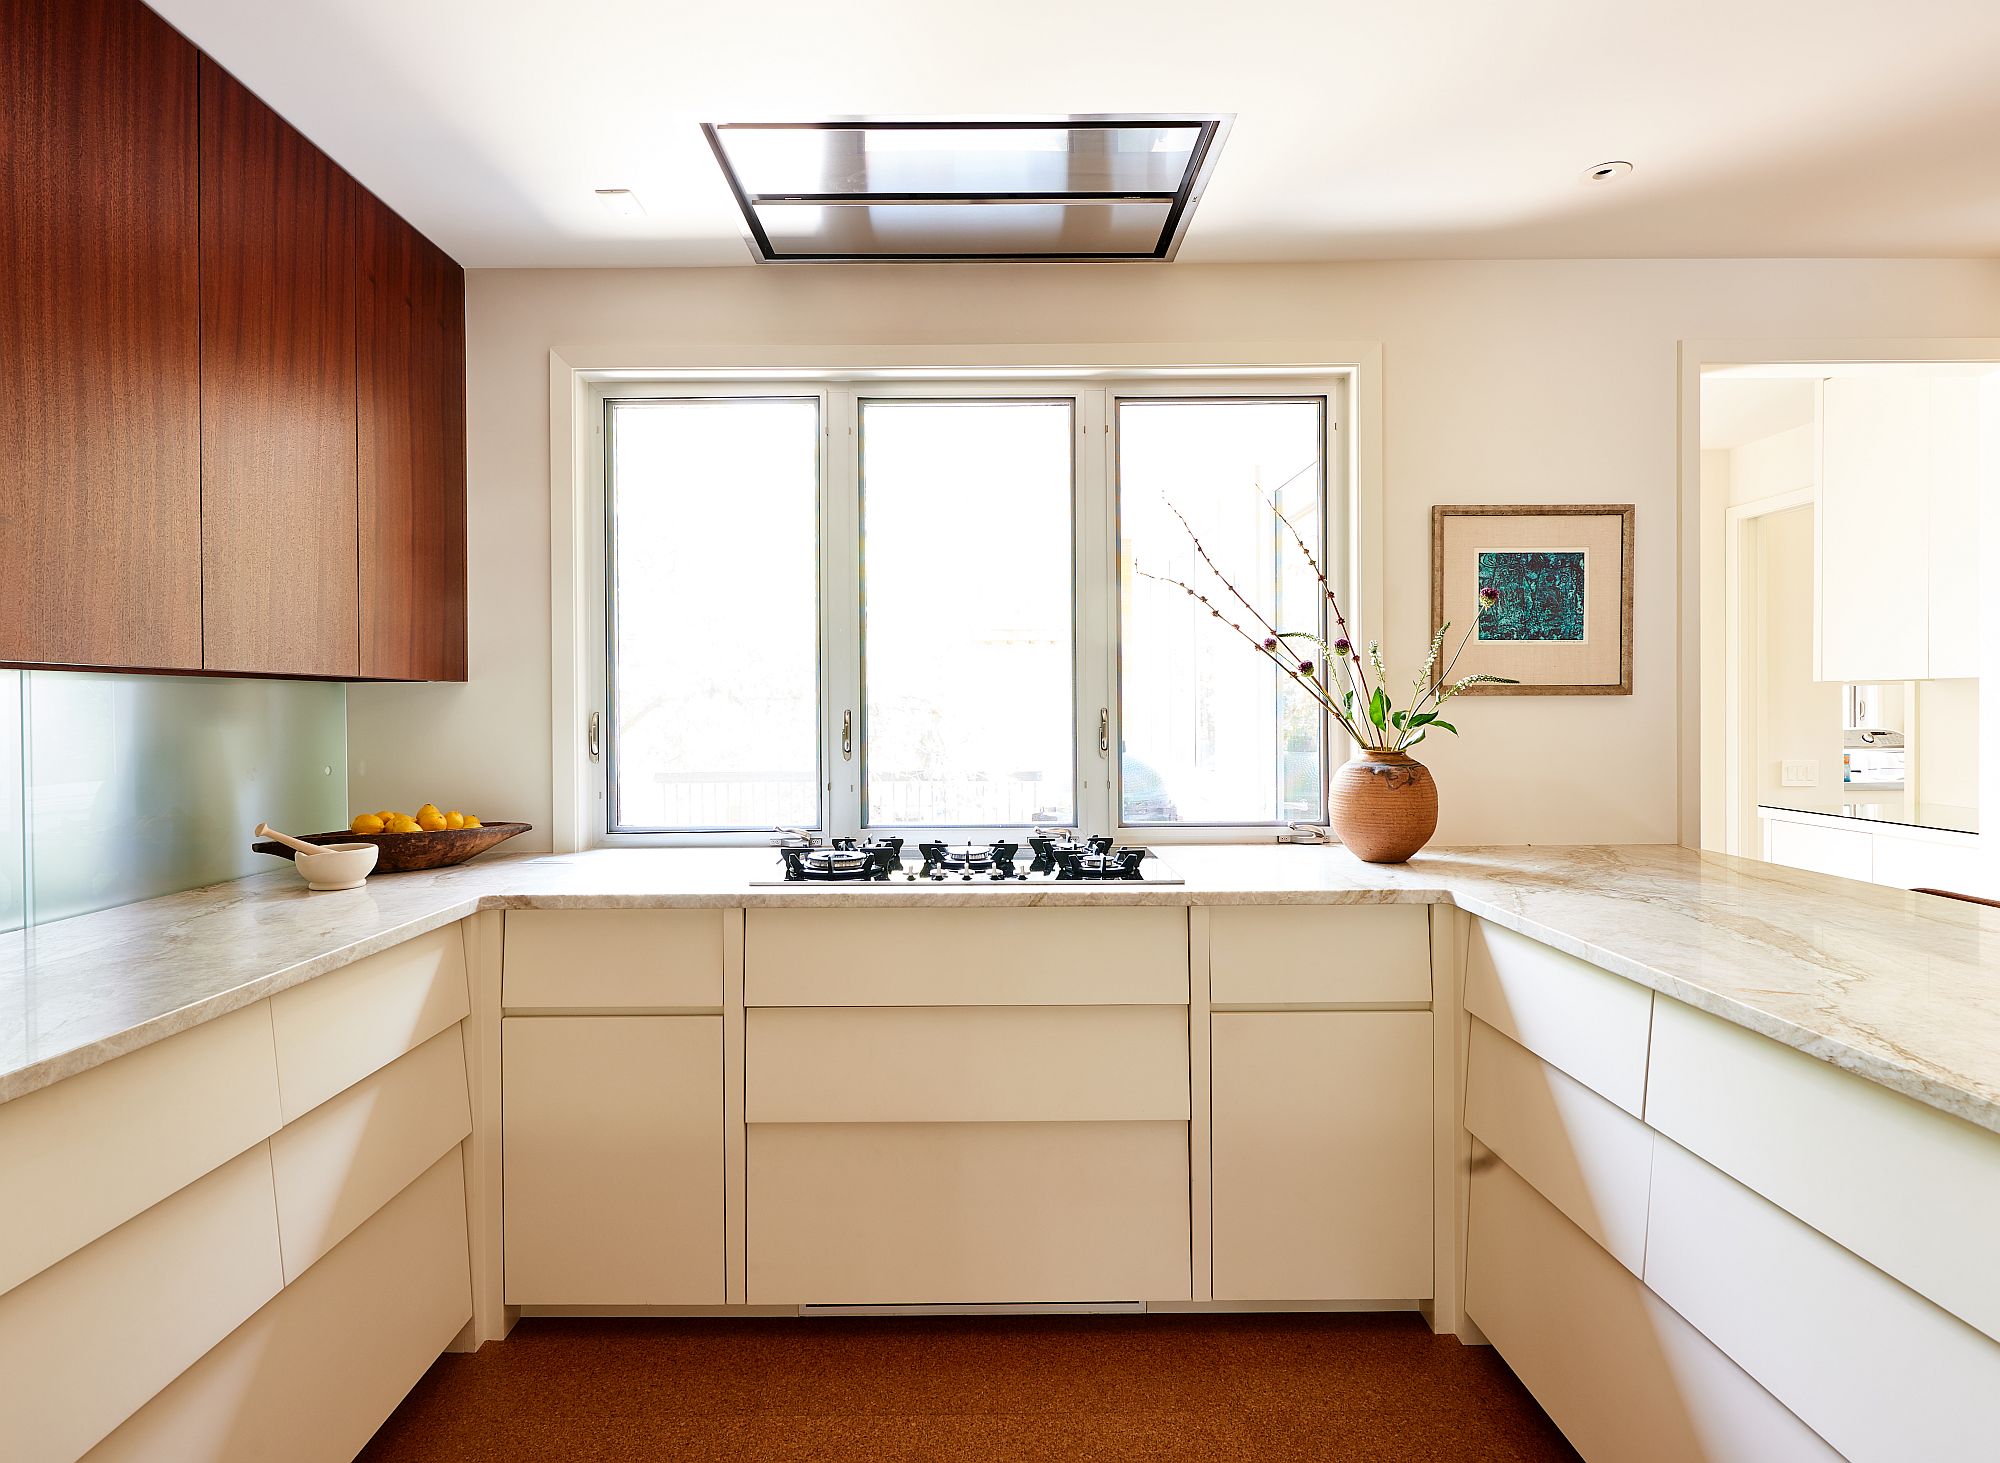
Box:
left=701, top=115, right=1231, bottom=263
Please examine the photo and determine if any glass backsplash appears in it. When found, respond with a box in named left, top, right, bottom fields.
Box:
left=0, top=671, right=346, bottom=933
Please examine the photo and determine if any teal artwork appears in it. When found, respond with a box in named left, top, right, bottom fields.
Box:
left=1478, top=551, right=1586, bottom=641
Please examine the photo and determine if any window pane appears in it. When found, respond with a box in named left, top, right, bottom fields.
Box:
left=1118, top=399, right=1327, bottom=825
left=861, top=400, right=1075, bottom=827
left=608, top=399, right=819, bottom=830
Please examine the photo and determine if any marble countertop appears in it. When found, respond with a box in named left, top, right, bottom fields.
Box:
left=4, top=845, right=1998, bottom=1137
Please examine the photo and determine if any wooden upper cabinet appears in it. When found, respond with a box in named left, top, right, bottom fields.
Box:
left=0, top=0, right=203, bottom=670
left=357, top=193, right=468, bottom=681
left=198, top=57, right=360, bottom=678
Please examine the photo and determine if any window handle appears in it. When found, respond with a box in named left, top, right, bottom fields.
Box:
left=842, top=710, right=853, bottom=761
left=588, top=712, right=601, bottom=762
left=1099, top=707, right=1110, bottom=756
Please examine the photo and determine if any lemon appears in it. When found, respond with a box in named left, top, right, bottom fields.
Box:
left=350, top=813, right=385, bottom=835
left=416, top=808, right=447, bottom=831
left=444, top=811, right=466, bottom=831
left=462, top=815, right=482, bottom=829
left=386, top=814, right=422, bottom=835
left=417, top=802, right=443, bottom=820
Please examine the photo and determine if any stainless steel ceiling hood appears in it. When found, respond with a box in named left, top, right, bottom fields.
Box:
left=701, top=115, right=1231, bottom=264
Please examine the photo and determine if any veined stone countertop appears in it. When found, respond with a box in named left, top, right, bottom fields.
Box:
left=3, top=845, right=1997, bottom=1135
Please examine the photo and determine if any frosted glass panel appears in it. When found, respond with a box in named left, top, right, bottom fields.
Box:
left=25, top=673, right=347, bottom=924
left=0, top=672, right=22, bottom=935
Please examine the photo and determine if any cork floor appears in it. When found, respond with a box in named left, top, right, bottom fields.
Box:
left=357, top=1312, right=1579, bottom=1462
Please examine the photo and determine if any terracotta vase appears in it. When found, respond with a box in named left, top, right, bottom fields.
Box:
left=1329, top=749, right=1439, bottom=863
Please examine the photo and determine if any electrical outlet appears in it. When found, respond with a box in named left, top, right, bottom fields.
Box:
left=1780, top=759, right=1819, bottom=787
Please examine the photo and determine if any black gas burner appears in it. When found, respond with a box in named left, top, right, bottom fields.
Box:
left=762, top=830, right=1176, bottom=885
left=778, top=836, right=903, bottom=882
left=917, top=841, right=1021, bottom=880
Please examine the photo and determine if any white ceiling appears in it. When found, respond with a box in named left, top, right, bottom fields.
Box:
left=149, top=0, right=2000, bottom=268
left=1699, top=379, right=1817, bottom=450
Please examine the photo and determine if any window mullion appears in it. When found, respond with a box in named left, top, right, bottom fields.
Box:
left=1074, top=387, right=1116, bottom=838
left=824, top=387, right=861, bottom=838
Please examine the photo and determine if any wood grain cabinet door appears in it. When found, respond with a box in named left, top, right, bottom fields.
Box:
left=357, top=191, right=467, bottom=681
left=0, top=0, right=203, bottom=669
left=198, top=57, right=360, bottom=677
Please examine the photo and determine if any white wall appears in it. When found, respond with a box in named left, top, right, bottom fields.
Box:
left=1916, top=679, right=1981, bottom=809
left=349, top=258, right=2000, bottom=850
left=1729, top=424, right=1814, bottom=506
left=1754, top=506, right=1844, bottom=802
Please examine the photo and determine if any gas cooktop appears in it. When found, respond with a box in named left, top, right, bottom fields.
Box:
left=749, top=831, right=1183, bottom=886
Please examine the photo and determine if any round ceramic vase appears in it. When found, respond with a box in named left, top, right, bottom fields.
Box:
left=1329, top=750, right=1439, bottom=863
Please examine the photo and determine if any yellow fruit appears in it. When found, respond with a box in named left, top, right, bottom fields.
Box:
left=462, top=815, right=482, bottom=829
left=444, top=811, right=466, bottom=830
left=386, top=815, right=422, bottom=834
left=350, top=813, right=385, bottom=835
left=417, top=802, right=443, bottom=820
left=416, top=808, right=447, bottom=831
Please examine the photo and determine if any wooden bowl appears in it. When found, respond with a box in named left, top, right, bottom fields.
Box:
left=253, top=822, right=530, bottom=873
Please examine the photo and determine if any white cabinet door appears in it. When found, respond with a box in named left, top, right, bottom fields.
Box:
left=1762, top=815, right=1872, bottom=882
left=1817, top=376, right=1932, bottom=683
left=1210, top=1010, right=1432, bottom=1301
left=1926, top=377, right=1981, bottom=681
left=503, top=1015, right=724, bottom=1304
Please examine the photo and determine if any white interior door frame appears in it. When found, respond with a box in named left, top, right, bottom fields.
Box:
left=1722, top=486, right=1815, bottom=857
left=1677, top=337, right=2000, bottom=856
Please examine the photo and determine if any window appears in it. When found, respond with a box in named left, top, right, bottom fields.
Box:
left=1117, top=398, right=1327, bottom=825
left=592, top=376, right=1348, bottom=841
left=859, top=399, right=1076, bottom=827
left=604, top=398, right=821, bottom=831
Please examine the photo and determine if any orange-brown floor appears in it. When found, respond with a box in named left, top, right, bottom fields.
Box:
left=358, top=1312, right=1579, bottom=1462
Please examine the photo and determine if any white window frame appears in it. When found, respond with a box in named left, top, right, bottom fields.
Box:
left=576, top=368, right=1356, bottom=849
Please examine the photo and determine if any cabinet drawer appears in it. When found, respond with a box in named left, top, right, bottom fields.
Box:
left=0, top=1144, right=285, bottom=1463
left=746, top=1006, right=1189, bottom=1124
left=1648, top=995, right=2000, bottom=1342
left=503, top=1015, right=724, bottom=1305
left=1464, top=920, right=1652, bottom=1115
left=87, top=1149, right=472, bottom=1463
left=270, top=1025, right=470, bottom=1282
left=1645, top=1136, right=2000, bottom=1463
left=1467, top=1152, right=1837, bottom=1463
left=1211, top=1011, right=1432, bottom=1301
left=746, top=907, right=1187, bottom=1006
left=0, top=1001, right=282, bottom=1299
left=1208, top=905, right=1430, bottom=1005
left=1464, top=1018, right=1652, bottom=1273
left=270, top=925, right=468, bottom=1121
left=747, top=1120, right=1191, bottom=1305
left=1764, top=818, right=1871, bottom=882
left=1871, top=832, right=1983, bottom=893
left=504, top=909, right=723, bottom=1010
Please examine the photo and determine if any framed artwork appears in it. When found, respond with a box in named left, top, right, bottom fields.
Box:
left=1431, top=504, right=1634, bottom=695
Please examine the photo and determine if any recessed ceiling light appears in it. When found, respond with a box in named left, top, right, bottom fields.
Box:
left=1582, top=160, right=1633, bottom=184
left=595, top=188, right=647, bottom=217
left=701, top=116, right=1232, bottom=264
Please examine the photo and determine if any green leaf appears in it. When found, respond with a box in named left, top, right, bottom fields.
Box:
left=1368, top=686, right=1389, bottom=729
left=1429, top=718, right=1458, bottom=735
left=1390, top=710, right=1408, bottom=730
left=1405, top=711, right=1438, bottom=729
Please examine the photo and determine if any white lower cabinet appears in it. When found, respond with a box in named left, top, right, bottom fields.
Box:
left=1644, top=1136, right=2000, bottom=1463
left=1467, top=1152, right=1839, bottom=1463
left=503, top=1014, right=725, bottom=1305
left=85, top=1149, right=472, bottom=1463
left=0, top=1145, right=286, bottom=1463
left=1209, top=1010, right=1432, bottom=1301
left=746, top=1120, right=1191, bottom=1305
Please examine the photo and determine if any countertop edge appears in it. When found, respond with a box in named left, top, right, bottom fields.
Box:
left=4, top=854, right=1995, bottom=1138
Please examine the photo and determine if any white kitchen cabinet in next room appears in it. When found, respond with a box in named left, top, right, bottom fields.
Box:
left=502, top=1015, right=724, bottom=1305
left=1210, top=1010, right=1433, bottom=1301
left=1817, top=375, right=1983, bottom=683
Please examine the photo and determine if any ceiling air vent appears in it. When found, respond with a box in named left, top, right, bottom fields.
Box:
left=701, top=116, right=1231, bottom=263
